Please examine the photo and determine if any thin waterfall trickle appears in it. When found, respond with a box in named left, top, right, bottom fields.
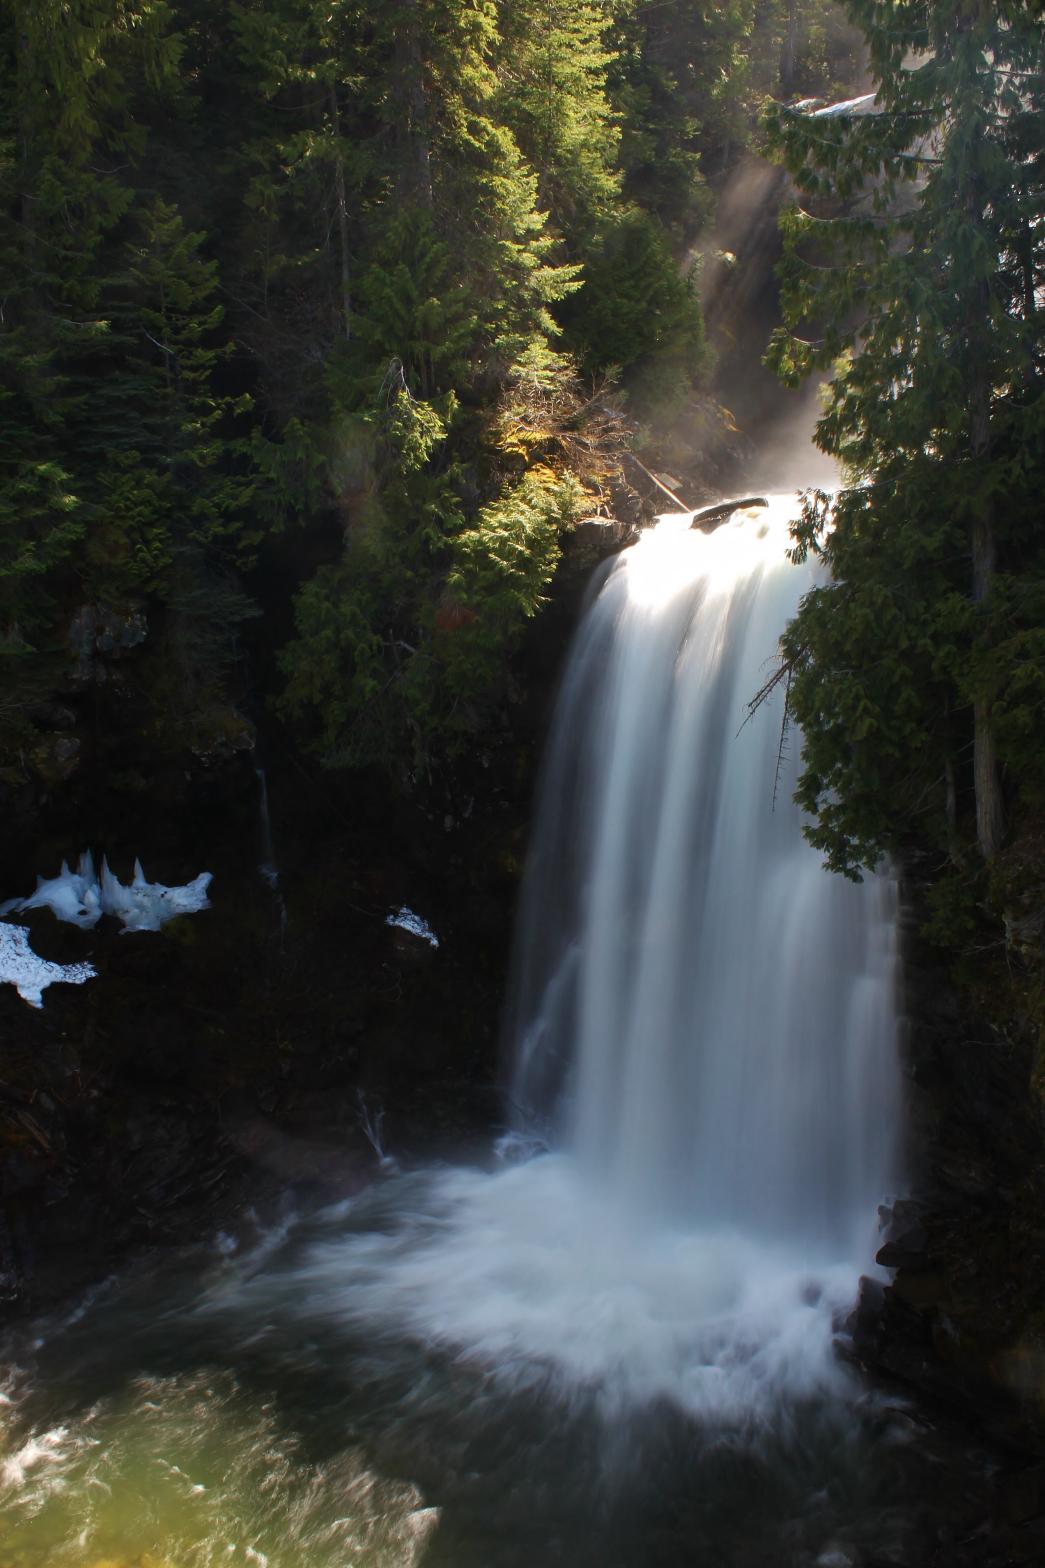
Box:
left=256, top=766, right=288, bottom=946
left=256, top=766, right=279, bottom=890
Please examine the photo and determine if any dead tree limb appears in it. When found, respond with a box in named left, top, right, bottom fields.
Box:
left=623, top=452, right=690, bottom=509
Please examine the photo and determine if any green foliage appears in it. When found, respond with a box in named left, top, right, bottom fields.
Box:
left=975, top=575, right=1045, bottom=815
left=115, top=198, right=257, bottom=567
left=439, top=467, right=584, bottom=708
left=767, top=0, right=1045, bottom=875
left=249, top=418, right=329, bottom=529
left=610, top=0, right=754, bottom=234
left=560, top=210, right=709, bottom=416
left=286, top=289, right=596, bottom=757
left=343, top=209, right=481, bottom=402
left=748, top=0, right=864, bottom=103
left=780, top=477, right=970, bottom=877
left=498, top=0, right=622, bottom=233
left=0, top=1, right=266, bottom=772
left=0, top=0, right=796, bottom=785
left=279, top=454, right=584, bottom=771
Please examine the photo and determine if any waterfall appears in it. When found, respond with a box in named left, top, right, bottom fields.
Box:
left=506, top=500, right=899, bottom=1255
left=256, top=766, right=280, bottom=890
left=207, top=497, right=901, bottom=1425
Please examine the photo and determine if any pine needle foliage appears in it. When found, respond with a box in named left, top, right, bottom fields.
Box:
left=766, top=0, right=1045, bottom=877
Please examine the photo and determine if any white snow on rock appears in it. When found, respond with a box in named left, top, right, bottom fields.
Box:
left=385, top=906, right=439, bottom=948
left=0, top=851, right=212, bottom=935
left=809, top=92, right=878, bottom=118
left=0, top=924, right=96, bottom=1009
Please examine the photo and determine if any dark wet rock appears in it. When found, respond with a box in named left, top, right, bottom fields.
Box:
left=876, top=1231, right=930, bottom=1271
left=571, top=515, right=638, bottom=563
left=68, top=602, right=148, bottom=683
left=27, top=702, right=76, bottom=731
left=997, top=1521, right=1045, bottom=1565
left=0, top=697, right=533, bottom=1315
left=845, top=1274, right=885, bottom=1357
left=27, top=732, right=81, bottom=788
left=1000, top=1460, right=1045, bottom=1524
left=187, top=705, right=256, bottom=766
left=876, top=1199, right=931, bottom=1271
left=225, top=1114, right=369, bottom=1192
left=856, top=882, right=1045, bottom=1465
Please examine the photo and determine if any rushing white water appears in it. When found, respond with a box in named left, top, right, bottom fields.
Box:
left=507, top=501, right=899, bottom=1252
left=202, top=496, right=900, bottom=1426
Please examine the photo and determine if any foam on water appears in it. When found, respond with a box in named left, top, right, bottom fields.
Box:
left=216, top=1156, right=860, bottom=1423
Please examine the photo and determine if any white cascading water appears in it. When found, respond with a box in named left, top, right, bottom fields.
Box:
left=507, top=500, right=898, bottom=1250
left=208, top=496, right=901, bottom=1425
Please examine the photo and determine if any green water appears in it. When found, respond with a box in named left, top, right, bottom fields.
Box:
left=0, top=1191, right=999, bottom=1568
left=0, top=1368, right=435, bottom=1568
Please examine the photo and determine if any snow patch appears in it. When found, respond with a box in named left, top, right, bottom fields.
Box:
left=809, top=93, right=878, bottom=118
left=385, top=906, right=439, bottom=948
left=0, top=925, right=96, bottom=1009
left=1, top=851, right=212, bottom=934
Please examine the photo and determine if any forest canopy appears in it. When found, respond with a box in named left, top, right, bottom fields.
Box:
left=766, top=0, right=1045, bottom=899
left=0, top=0, right=862, bottom=783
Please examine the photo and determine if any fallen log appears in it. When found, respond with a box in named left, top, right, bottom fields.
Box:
left=690, top=496, right=769, bottom=531
left=623, top=452, right=691, bottom=510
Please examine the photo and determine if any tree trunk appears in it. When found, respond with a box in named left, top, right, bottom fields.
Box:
left=396, top=0, right=433, bottom=208
left=970, top=377, right=1004, bottom=860
left=957, top=9, right=1004, bottom=862
left=328, top=82, right=351, bottom=341
left=16, top=16, right=36, bottom=266
left=944, top=754, right=962, bottom=867
left=780, top=0, right=798, bottom=95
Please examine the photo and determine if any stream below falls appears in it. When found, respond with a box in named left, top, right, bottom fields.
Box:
left=0, top=502, right=1004, bottom=1567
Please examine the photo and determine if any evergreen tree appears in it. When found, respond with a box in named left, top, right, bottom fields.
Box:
left=275, top=0, right=594, bottom=771
left=558, top=209, right=708, bottom=414
left=749, top=0, right=864, bottom=102
left=497, top=0, right=621, bottom=233
left=611, top=0, right=754, bottom=235
left=766, top=0, right=1045, bottom=875
left=0, top=2, right=173, bottom=683
left=0, top=0, right=831, bottom=787
left=0, top=0, right=268, bottom=767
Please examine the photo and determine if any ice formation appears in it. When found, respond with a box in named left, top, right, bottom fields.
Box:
left=0, top=924, right=96, bottom=1009
left=0, top=851, right=212, bottom=935
left=385, top=906, right=439, bottom=948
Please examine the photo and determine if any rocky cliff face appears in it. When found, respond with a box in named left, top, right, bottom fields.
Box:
left=851, top=884, right=1045, bottom=1473
left=0, top=519, right=635, bottom=1317
left=4, top=517, right=1045, bottom=1508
